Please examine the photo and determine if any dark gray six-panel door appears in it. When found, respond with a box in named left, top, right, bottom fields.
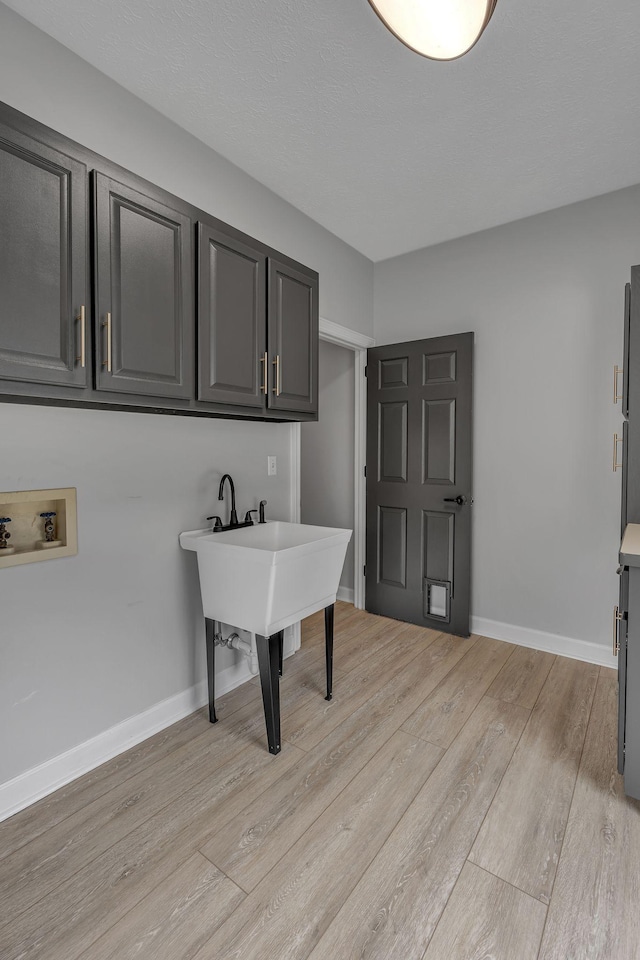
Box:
left=94, top=172, right=193, bottom=399
left=0, top=121, right=88, bottom=388
left=366, top=333, right=473, bottom=636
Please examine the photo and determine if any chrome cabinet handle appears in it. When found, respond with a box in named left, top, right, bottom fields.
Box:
left=102, top=312, right=112, bottom=373
left=614, top=364, right=623, bottom=404
left=272, top=355, right=281, bottom=397
left=75, top=305, right=86, bottom=368
left=613, top=605, right=623, bottom=656
left=613, top=433, right=623, bottom=472
left=260, top=352, right=268, bottom=394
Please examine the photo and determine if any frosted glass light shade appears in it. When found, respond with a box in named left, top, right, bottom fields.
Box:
left=368, top=0, right=498, bottom=60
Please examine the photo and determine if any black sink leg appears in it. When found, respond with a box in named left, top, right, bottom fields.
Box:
left=278, top=630, right=284, bottom=677
left=324, top=603, right=334, bottom=701
left=257, top=632, right=282, bottom=754
left=205, top=618, right=218, bottom=724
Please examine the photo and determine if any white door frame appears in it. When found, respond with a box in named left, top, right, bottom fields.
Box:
left=291, top=317, right=375, bottom=613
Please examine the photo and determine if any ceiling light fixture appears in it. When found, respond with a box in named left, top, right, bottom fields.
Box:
left=367, top=0, right=498, bottom=61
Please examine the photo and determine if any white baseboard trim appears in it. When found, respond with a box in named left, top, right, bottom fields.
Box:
left=0, top=660, right=256, bottom=824
left=471, top=616, right=618, bottom=670
left=337, top=585, right=355, bottom=604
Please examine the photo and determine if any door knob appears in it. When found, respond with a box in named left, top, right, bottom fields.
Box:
left=443, top=495, right=468, bottom=505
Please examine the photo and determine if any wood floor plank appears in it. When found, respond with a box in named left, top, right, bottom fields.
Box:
left=300, top=603, right=364, bottom=646
left=281, top=607, right=392, bottom=690
left=422, top=861, right=547, bottom=960
left=1, top=740, right=304, bottom=960
left=538, top=673, right=640, bottom=960
left=253, top=639, right=345, bottom=694
left=287, top=628, right=468, bottom=753
left=401, top=635, right=513, bottom=748
left=469, top=656, right=599, bottom=903
left=486, top=645, right=556, bottom=710
left=3, top=613, right=630, bottom=960
left=0, top=672, right=323, bottom=932
left=199, top=629, right=438, bottom=891
left=192, top=731, right=443, bottom=960
left=326, top=614, right=405, bottom=676
left=306, top=696, right=529, bottom=960
left=76, top=852, right=244, bottom=960
left=0, top=708, right=212, bottom=861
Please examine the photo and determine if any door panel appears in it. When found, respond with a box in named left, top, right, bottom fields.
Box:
left=198, top=224, right=266, bottom=407
left=380, top=356, right=408, bottom=388
left=366, top=333, right=473, bottom=636
left=423, top=398, right=456, bottom=482
left=94, top=173, right=193, bottom=399
left=378, top=505, right=407, bottom=587
left=267, top=259, right=318, bottom=414
left=379, top=401, right=408, bottom=481
left=0, top=122, right=88, bottom=387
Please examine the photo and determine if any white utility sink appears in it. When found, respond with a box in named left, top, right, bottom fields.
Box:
left=179, top=521, right=352, bottom=637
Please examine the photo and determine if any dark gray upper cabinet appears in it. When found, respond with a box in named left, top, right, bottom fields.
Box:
left=267, top=258, right=318, bottom=415
left=94, top=172, right=194, bottom=400
left=0, top=120, right=88, bottom=388
left=198, top=224, right=267, bottom=408
left=0, top=101, right=318, bottom=420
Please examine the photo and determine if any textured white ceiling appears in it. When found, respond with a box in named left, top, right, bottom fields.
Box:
left=5, top=0, right=640, bottom=261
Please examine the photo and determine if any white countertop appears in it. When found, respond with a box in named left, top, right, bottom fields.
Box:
left=620, top=524, right=640, bottom=566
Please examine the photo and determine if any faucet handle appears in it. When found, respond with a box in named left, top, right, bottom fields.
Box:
left=244, top=509, right=258, bottom=524
left=206, top=515, right=223, bottom=532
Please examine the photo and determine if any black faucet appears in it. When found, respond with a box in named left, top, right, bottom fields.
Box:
left=218, top=474, right=238, bottom=527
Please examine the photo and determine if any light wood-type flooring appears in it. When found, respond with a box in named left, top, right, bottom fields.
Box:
left=2, top=602, right=639, bottom=960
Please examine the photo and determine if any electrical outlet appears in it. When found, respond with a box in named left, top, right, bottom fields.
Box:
left=267, top=455, right=277, bottom=476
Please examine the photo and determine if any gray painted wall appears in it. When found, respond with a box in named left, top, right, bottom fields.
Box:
left=301, top=340, right=355, bottom=593
left=374, top=185, right=640, bottom=651
left=0, top=4, right=372, bottom=788
left=1, top=404, right=292, bottom=783
left=0, top=4, right=374, bottom=338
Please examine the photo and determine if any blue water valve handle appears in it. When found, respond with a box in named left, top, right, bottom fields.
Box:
left=40, top=512, right=57, bottom=518
left=0, top=517, right=11, bottom=545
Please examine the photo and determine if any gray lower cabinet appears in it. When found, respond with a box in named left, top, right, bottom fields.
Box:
left=0, top=119, right=89, bottom=389
left=198, top=224, right=267, bottom=408
left=618, top=565, right=629, bottom=776
left=267, top=258, right=319, bottom=415
left=93, top=172, right=194, bottom=400
left=617, top=559, right=640, bottom=799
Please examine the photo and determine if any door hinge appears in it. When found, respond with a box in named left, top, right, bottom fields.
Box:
left=364, top=465, right=367, bottom=477
left=364, top=365, right=368, bottom=377
left=363, top=565, right=366, bottom=577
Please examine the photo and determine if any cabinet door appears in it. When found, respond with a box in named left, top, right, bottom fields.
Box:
left=94, top=173, right=193, bottom=399
left=618, top=566, right=629, bottom=775
left=623, top=282, right=631, bottom=418
left=267, top=259, right=318, bottom=415
left=621, top=419, right=629, bottom=537
left=198, top=224, right=267, bottom=408
left=624, top=568, right=640, bottom=799
left=0, top=122, right=88, bottom=388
